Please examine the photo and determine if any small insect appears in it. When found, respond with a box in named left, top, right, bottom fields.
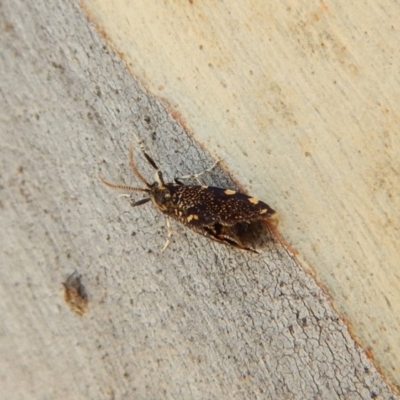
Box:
left=62, top=271, right=88, bottom=315
left=99, top=144, right=278, bottom=252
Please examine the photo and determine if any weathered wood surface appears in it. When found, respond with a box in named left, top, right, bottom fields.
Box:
left=0, top=1, right=397, bottom=399
left=82, top=0, right=400, bottom=390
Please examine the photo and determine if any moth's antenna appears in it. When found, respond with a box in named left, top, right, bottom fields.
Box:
left=129, top=144, right=152, bottom=188
left=99, top=173, right=150, bottom=193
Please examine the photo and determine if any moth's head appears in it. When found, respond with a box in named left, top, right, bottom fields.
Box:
left=150, top=179, right=172, bottom=212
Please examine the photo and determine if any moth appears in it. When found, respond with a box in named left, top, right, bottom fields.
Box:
left=100, top=145, right=278, bottom=252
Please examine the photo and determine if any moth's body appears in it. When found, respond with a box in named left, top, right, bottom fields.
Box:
left=100, top=145, right=277, bottom=252
left=151, top=182, right=273, bottom=225
left=151, top=183, right=276, bottom=251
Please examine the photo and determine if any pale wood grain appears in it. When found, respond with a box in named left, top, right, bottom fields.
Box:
left=82, top=0, right=400, bottom=390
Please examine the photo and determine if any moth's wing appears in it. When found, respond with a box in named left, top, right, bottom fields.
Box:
left=167, top=185, right=274, bottom=252
left=182, top=186, right=275, bottom=226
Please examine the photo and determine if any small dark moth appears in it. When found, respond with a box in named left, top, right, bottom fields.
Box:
left=100, top=145, right=277, bottom=253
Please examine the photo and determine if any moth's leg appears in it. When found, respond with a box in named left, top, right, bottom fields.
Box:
left=161, top=217, right=180, bottom=252
left=116, top=193, right=151, bottom=208
left=203, top=225, right=259, bottom=253
left=220, top=236, right=259, bottom=253
left=176, top=159, right=222, bottom=185
left=132, top=132, right=159, bottom=171
left=130, top=198, right=151, bottom=207
left=132, top=131, right=147, bottom=154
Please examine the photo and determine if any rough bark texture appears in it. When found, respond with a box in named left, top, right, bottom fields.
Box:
left=80, top=0, right=400, bottom=385
left=0, top=1, right=397, bottom=399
